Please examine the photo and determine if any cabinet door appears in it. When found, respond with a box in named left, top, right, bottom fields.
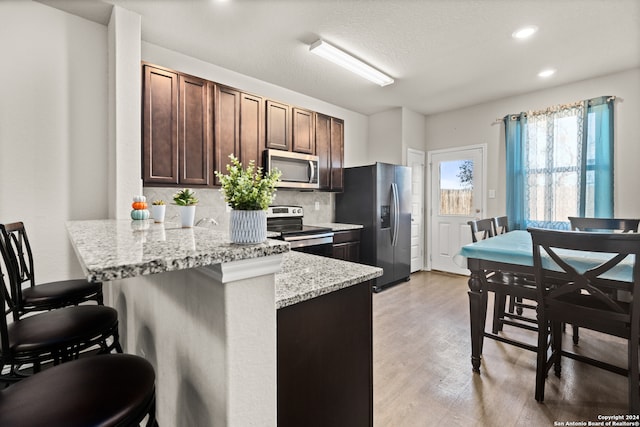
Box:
left=214, top=85, right=240, bottom=185
left=143, top=66, right=178, bottom=184
left=239, top=93, right=265, bottom=168
left=315, top=113, right=331, bottom=190
left=265, top=100, right=290, bottom=151
left=179, top=75, right=211, bottom=185
left=330, top=118, right=344, bottom=191
left=292, top=108, right=315, bottom=154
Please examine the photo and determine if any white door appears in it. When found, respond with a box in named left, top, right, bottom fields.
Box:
left=407, top=149, right=425, bottom=272
left=428, top=146, right=485, bottom=275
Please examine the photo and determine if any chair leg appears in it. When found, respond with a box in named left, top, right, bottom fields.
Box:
left=492, top=291, right=506, bottom=333
left=572, top=325, right=580, bottom=345
left=535, top=316, right=549, bottom=402
left=628, top=328, right=640, bottom=414
left=552, top=322, right=562, bottom=378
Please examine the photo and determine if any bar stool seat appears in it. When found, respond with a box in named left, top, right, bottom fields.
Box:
left=8, top=305, right=118, bottom=353
left=19, top=278, right=102, bottom=309
left=0, top=354, right=157, bottom=427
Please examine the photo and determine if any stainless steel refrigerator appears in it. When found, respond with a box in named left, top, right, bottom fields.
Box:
left=335, top=163, right=411, bottom=292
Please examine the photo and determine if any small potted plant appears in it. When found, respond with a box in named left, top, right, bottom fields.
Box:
left=215, top=155, right=281, bottom=244
left=173, top=189, right=199, bottom=228
left=150, top=199, right=166, bottom=223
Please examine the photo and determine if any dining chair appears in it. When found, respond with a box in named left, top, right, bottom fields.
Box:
left=0, top=238, right=122, bottom=384
left=468, top=218, right=495, bottom=243
left=467, top=219, right=538, bottom=335
left=0, top=353, right=158, bottom=426
left=0, top=222, right=103, bottom=320
left=568, top=217, right=640, bottom=233
left=492, top=216, right=538, bottom=319
left=529, top=227, right=640, bottom=413
left=567, top=217, right=640, bottom=344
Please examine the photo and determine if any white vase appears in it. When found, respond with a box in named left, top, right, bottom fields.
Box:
left=151, top=205, right=166, bottom=223
left=179, top=205, right=197, bottom=228
left=230, top=209, right=267, bottom=244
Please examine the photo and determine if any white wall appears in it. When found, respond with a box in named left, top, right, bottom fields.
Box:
left=0, top=1, right=109, bottom=282
left=367, top=107, right=426, bottom=165
left=425, top=67, right=640, bottom=219
left=368, top=108, right=403, bottom=164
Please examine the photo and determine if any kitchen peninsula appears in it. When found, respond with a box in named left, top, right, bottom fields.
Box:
left=66, top=219, right=381, bottom=427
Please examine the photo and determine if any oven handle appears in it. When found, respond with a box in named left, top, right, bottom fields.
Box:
left=283, top=232, right=334, bottom=241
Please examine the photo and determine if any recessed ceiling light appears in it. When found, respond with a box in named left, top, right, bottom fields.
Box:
left=538, top=68, right=556, bottom=78
left=512, top=26, right=538, bottom=39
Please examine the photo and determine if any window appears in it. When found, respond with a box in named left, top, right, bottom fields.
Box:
left=504, top=96, right=614, bottom=230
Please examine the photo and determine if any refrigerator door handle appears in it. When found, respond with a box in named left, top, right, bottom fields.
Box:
left=391, top=183, right=399, bottom=247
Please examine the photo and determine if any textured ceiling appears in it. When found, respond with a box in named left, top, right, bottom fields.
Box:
left=39, top=0, right=640, bottom=116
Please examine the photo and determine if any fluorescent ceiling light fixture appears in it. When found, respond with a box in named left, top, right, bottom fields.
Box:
left=309, top=39, right=394, bottom=87
left=538, top=68, right=556, bottom=78
left=512, top=25, right=538, bottom=39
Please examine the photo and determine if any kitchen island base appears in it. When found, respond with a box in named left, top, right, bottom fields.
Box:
left=277, top=280, right=373, bottom=427
left=108, top=256, right=281, bottom=427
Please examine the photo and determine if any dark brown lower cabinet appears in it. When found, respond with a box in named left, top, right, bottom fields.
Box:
left=332, top=229, right=362, bottom=263
left=277, top=281, right=373, bottom=427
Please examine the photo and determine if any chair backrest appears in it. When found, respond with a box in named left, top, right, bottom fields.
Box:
left=468, top=218, right=495, bottom=243
left=493, top=216, right=509, bottom=235
left=568, top=217, right=640, bottom=233
left=528, top=227, right=640, bottom=336
left=0, top=222, right=35, bottom=306
left=0, top=236, right=17, bottom=356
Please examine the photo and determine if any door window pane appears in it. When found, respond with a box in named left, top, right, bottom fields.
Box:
left=439, top=160, right=473, bottom=216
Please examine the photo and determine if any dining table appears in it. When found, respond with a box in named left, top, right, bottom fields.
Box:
left=456, top=229, right=634, bottom=374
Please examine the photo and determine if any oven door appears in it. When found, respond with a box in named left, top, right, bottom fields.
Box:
left=283, top=232, right=334, bottom=257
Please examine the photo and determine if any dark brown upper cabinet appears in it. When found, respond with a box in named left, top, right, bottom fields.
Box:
left=292, top=108, right=315, bottom=154
left=315, top=113, right=344, bottom=192
left=315, top=113, right=332, bottom=190
left=142, top=62, right=344, bottom=191
left=265, top=100, right=290, bottom=151
left=239, top=93, right=265, bottom=168
left=214, top=85, right=265, bottom=185
left=179, top=75, right=212, bottom=186
left=330, top=117, right=344, bottom=191
left=143, top=65, right=179, bottom=184
left=143, top=64, right=212, bottom=186
left=214, top=85, right=240, bottom=185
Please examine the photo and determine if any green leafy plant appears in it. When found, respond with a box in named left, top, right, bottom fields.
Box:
left=173, top=188, right=199, bottom=206
left=215, top=155, right=281, bottom=210
left=152, top=199, right=165, bottom=206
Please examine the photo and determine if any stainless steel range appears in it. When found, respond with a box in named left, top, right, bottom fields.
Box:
left=267, top=206, right=334, bottom=255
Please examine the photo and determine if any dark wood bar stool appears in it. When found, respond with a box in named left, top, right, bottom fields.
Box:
left=0, top=353, right=158, bottom=426
left=468, top=218, right=538, bottom=336
left=529, top=228, right=640, bottom=413
left=1, top=239, right=122, bottom=383
left=567, top=216, right=640, bottom=344
left=0, top=222, right=103, bottom=320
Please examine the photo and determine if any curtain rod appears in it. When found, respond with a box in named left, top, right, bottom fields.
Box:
left=494, top=95, right=617, bottom=123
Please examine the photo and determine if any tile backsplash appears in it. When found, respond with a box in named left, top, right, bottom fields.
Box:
left=143, top=187, right=334, bottom=230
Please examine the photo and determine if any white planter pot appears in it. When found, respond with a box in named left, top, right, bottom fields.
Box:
left=179, top=205, right=197, bottom=228
left=151, top=205, right=166, bottom=223
left=230, top=209, right=267, bottom=244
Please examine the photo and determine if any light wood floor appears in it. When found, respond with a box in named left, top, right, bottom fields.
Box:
left=373, top=270, right=629, bottom=426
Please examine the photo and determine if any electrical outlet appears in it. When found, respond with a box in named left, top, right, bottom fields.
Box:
left=488, top=189, right=496, bottom=199
left=314, top=201, right=320, bottom=211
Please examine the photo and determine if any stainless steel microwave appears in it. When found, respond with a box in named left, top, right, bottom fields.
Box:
left=264, top=149, right=319, bottom=189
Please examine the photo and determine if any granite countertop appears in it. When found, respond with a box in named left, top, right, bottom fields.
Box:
left=310, top=222, right=364, bottom=231
left=275, top=251, right=382, bottom=309
left=66, top=219, right=290, bottom=282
